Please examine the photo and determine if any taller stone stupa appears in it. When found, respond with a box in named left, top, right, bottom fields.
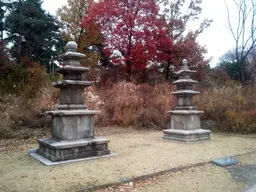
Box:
left=30, top=41, right=111, bottom=164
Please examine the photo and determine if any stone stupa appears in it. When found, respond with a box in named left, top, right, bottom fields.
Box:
left=162, top=59, right=211, bottom=142
left=29, top=41, right=113, bottom=165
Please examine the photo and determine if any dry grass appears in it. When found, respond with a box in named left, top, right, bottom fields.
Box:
left=1, top=66, right=256, bottom=140
left=0, top=85, right=57, bottom=139
left=194, top=83, right=256, bottom=133
left=97, top=82, right=174, bottom=129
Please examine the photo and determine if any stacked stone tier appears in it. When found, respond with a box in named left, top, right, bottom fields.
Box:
left=37, top=137, right=110, bottom=162
left=53, top=80, right=94, bottom=88
left=168, top=109, right=203, bottom=114
left=34, top=41, right=111, bottom=163
left=46, top=110, right=100, bottom=116
left=171, top=88, right=200, bottom=110
left=162, top=59, right=210, bottom=142
left=171, top=68, right=200, bottom=110
left=171, top=90, right=200, bottom=95
left=175, top=69, right=196, bottom=76
left=173, top=78, right=198, bottom=84
left=62, top=52, right=86, bottom=66
left=56, top=65, right=90, bottom=74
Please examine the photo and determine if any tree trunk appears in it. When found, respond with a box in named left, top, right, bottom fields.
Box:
left=165, top=63, right=170, bottom=80
left=126, top=60, right=132, bottom=81
left=240, top=64, right=246, bottom=85
left=0, top=30, right=3, bottom=41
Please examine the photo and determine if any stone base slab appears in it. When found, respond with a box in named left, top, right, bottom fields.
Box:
left=162, top=129, right=211, bottom=143
left=28, top=149, right=117, bottom=166
left=37, top=137, right=111, bottom=162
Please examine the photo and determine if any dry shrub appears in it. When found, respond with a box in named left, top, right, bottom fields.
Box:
left=194, top=84, right=256, bottom=133
left=0, top=85, right=57, bottom=139
left=85, top=86, right=104, bottom=110
left=96, top=82, right=174, bottom=128
left=0, top=64, right=59, bottom=139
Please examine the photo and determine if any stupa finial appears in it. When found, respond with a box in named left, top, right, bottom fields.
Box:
left=181, top=59, right=189, bottom=70
left=66, top=41, right=78, bottom=52
left=63, top=41, right=85, bottom=66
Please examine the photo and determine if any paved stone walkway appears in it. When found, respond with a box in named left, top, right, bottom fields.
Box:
left=229, top=152, right=256, bottom=192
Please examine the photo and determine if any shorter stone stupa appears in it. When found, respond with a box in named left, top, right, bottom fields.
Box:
left=29, top=41, right=112, bottom=165
left=163, top=59, right=211, bottom=142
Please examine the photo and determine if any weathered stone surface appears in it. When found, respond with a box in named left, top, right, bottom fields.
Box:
left=56, top=104, right=87, bottom=110
left=31, top=41, right=112, bottom=164
left=173, top=79, right=198, bottom=84
left=53, top=80, right=94, bottom=88
left=38, top=137, right=110, bottom=149
left=174, top=106, right=196, bottom=110
left=171, top=90, right=200, bottom=95
left=57, top=65, right=89, bottom=74
left=66, top=41, right=78, bottom=50
left=59, top=87, right=84, bottom=105
left=51, top=114, right=96, bottom=140
left=62, top=41, right=85, bottom=66
left=37, top=138, right=110, bottom=162
left=169, top=114, right=201, bottom=130
left=177, top=96, right=193, bottom=106
left=46, top=110, right=100, bottom=116
left=163, top=59, right=211, bottom=142
left=175, top=68, right=196, bottom=75
left=28, top=149, right=117, bottom=166
left=168, top=110, right=204, bottom=115
left=163, top=129, right=211, bottom=142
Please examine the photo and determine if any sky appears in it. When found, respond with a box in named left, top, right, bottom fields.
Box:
left=42, top=0, right=236, bottom=67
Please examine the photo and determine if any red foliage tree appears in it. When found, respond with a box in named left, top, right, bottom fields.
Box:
left=158, top=0, right=212, bottom=80
left=83, top=0, right=173, bottom=76
left=172, top=33, right=209, bottom=80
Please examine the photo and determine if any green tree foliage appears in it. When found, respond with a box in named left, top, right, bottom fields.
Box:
left=219, top=49, right=250, bottom=83
left=0, top=0, right=5, bottom=40
left=4, top=0, right=64, bottom=71
left=0, top=40, right=11, bottom=69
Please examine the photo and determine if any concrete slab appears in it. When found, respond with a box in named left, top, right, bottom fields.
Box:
left=163, top=129, right=211, bottom=142
left=163, top=129, right=211, bottom=135
left=46, top=109, right=100, bottom=116
left=28, top=149, right=118, bottom=166
left=38, top=137, right=110, bottom=149
left=244, top=183, right=256, bottom=192
left=212, top=157, right=239, bottom=167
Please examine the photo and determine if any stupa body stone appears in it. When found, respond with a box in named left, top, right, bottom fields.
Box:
left=163, top=59, right=211, bottom=142
left=32, top=41, right=111, bottom=163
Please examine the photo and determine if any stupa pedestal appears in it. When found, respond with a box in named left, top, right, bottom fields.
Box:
left=30, top=41, right=112, bottom=164
left=163, top=59, right=211, bottom=142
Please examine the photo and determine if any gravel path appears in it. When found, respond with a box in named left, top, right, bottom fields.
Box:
left=123, top=165, right=243, bottom=192
left=0, top=131, right=256, bottom=192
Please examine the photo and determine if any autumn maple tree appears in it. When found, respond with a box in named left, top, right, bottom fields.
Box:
left=157, top=0, right=212, bottom=79
left=57, top=0, right=103, bottom=67
left=83, top=0, right=173, bottom=76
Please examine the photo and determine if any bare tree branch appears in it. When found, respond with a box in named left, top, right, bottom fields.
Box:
left=224, top=0, right=256, bottom=84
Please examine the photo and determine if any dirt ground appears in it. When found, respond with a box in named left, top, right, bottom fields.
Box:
left=96, top=164, right=244, bottom=192
left=0, top=128, right=256, bottom=192
left=96, top=152, right=256, bottom=192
